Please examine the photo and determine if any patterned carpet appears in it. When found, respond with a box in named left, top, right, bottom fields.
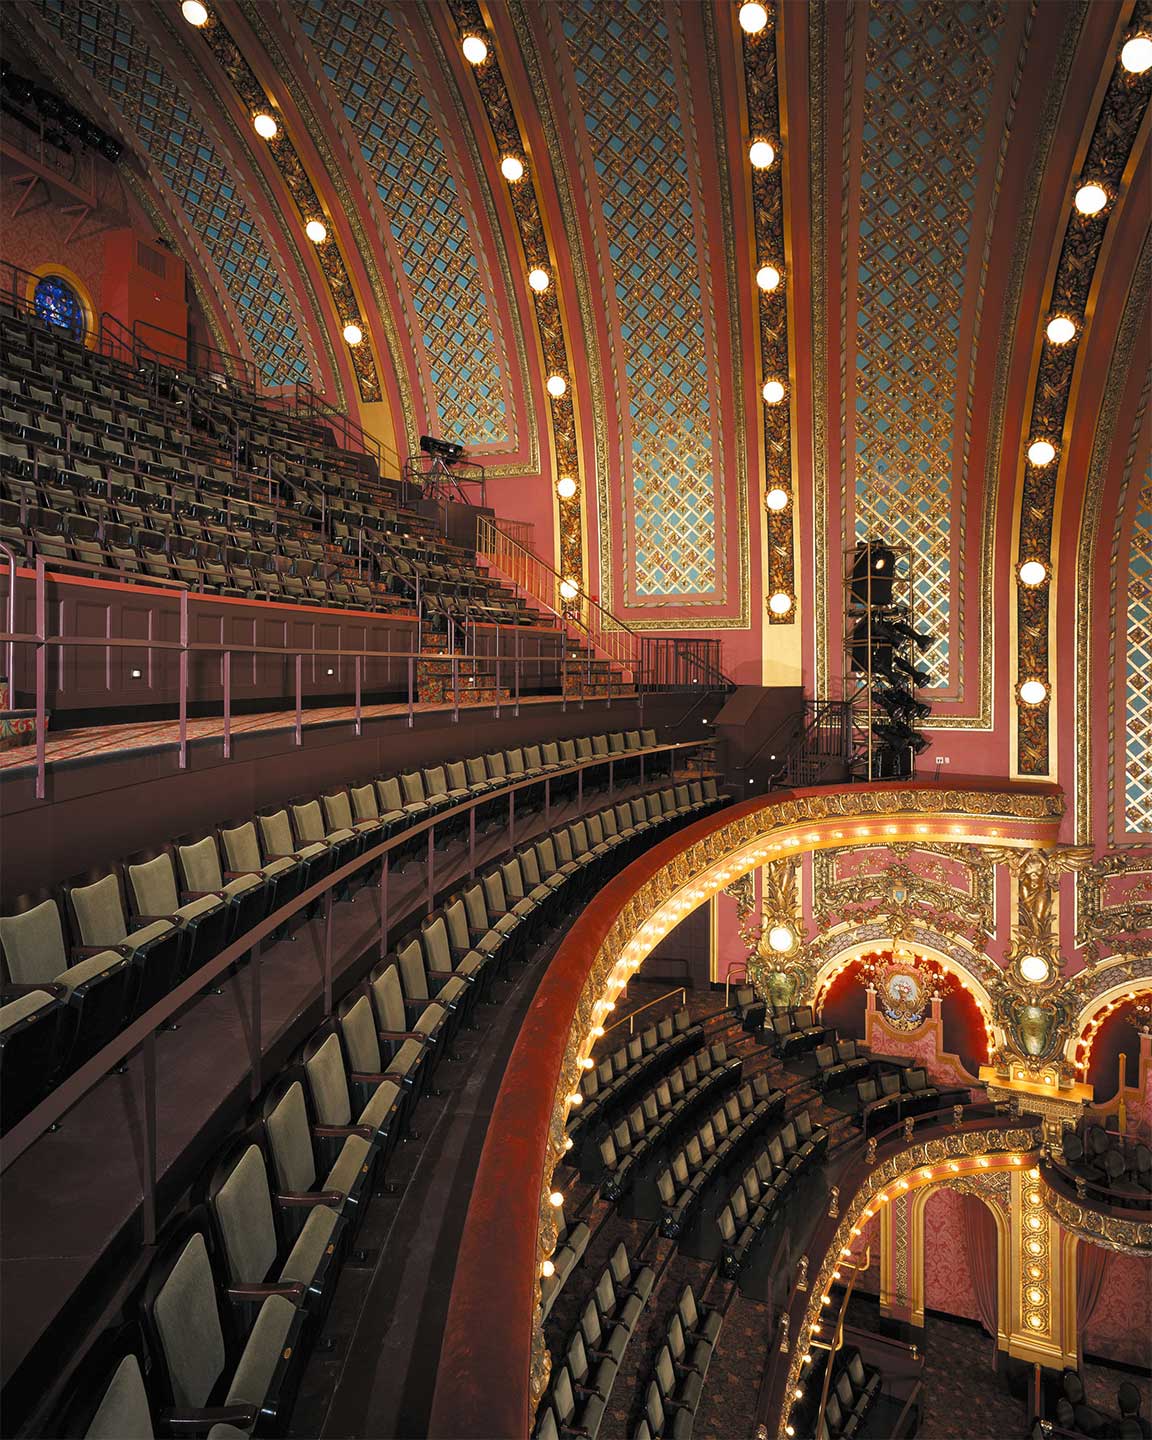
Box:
left=916, top=1315, right=1026, bottom=1439
left=0, top=691, right=635, bottom=771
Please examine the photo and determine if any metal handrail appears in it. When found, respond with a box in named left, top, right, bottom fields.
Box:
left=603, top=986, right=687, bottom=1037
left=724, top=962, right=749, bottom=1008
left=1, top=736, right=712, bottom=1170
left=812, top=1246, right=871, bottom=1436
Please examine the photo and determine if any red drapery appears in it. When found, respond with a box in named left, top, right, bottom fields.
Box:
left=1076, top=1241, right=1110, bottom=1335
left=961, top=1193, right=999, bottom=1348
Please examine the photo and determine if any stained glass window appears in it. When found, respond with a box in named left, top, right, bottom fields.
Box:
left=33, top=275, right=86, bottom=339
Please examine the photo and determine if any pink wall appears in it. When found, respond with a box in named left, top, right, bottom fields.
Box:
left=1083, top=1252, right=1152, bottom=1369
left=923, top=1187, right=985, bottom=1325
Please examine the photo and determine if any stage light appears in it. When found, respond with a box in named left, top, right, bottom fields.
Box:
left=500, top=154, right=525, bottom=182
left=756, top=264, right=781, bottom=292
left=762, top=379, right=785, bottom=403
left=528, top=267, right=550, bottom=293
left=1121, top=33, right=1152, bottom=72
left=766, top=487, right=789, bottom=511
left=749, top=139, right=776, bottom=169
left=768, top=591, right=793, bottom=616
left=462, top=32, right=489, bottom=64
left=182, top=0, right=208, bottom=24
left=342, top=323, right=363, bottom=346
left=1046, top=315, right=1076, bottom=345
left=253, top=112, right=278, bottom=140
left=546, top=374, right=567, bottom=398
left=1027, top=439, right=1056, bottom=466
left=739, top=2, right=769, bottom=34
left=305, top=219, right=327, bottom=244
left=1018, top=560, right=1047, bottom=586
left=1074, top=182, right=1108, bottom=216
left=1019, top=679, right=1048, bottom=705
left=557, top=476, right=577, bottom=499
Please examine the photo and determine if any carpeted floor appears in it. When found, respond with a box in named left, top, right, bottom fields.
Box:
left=916, top=1315, right=1026, bottom=1439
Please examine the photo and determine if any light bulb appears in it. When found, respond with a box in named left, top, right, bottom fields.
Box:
left=1027, top=439, right=1056, bottom=466
left=542, top=1258, right=555, bottom=1277
left=756, top=264, right=781, bottom=292
left=749, top=139, right=776, bottom=169
left=500, top=155, right=525, bottom=182
left=768, top=591, right=793, bottom=616
left=766, top=486, right=789, bottom=511
left=546, top=374, right=567, bottom=398
left=528, top=267, right=550, bottom=293
left=1018, top=954, right=1051, bottom=984
left=1046, top=315, right=1076, bottom=345
left=342, top=323, right=363, bottom=346
left=1019, top=679, right=1047, bottom=705
left=1074, top=182, right=1108, bottom=216
left=1121, top=33, right=1152, bottom=72
left=559, top=578, right=580, bottom=600
left=253, top=112, right=278, bottom=140
left=305, top=219, right=327, bottom=244
left=768, top=923, right=795, bottom=953
left=462, top=32, right=489, bottom=64
left=181, top=0, right=208, bottom=23
left=762, top=379, right=785, bottom=404
left=739, top=2, right=769, bottom=34
left=1018, top=559, right=1047, bottom=586
left=549, top=1191, right=564, bottom=1206
left=556, top=475, right=577, bottom=499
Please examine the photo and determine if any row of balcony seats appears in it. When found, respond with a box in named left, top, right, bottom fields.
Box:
left=790, top=1346, right=882, bottom=1440
left=717, top=1109, right=830, bottom=1279
left=589, top=1042, right=740, bottom=1199
left=1062, top=1124, right=1152, bottom=1197
left=853, top=1067, right=969, bottom=1132
left=2, top=309, right=551, bottom=628
left=535, top=1244, right=657, bottom=1440
left=0, top=732, right=719, bottom=1129
left=768, top=1005, right=831, bottom=1058
left=654, top=1075, right=786, bottom=1238
left=37, top=753, right=715, bottom=1436
left=569, top=1013, right=703, bottom=1141
left=634, top=1287, right=725, bottom=1440
left=813, top=1039, right=875, bottom=1093
left=1050, top=1370, right=1150, bottom=1440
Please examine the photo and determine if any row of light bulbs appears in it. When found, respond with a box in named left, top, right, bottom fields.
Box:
left=1014, top=26, right=1152, bottom=710
left=1074, top=990, right=1142, bottom=1074
left=456, top=23, right=587, bottom=599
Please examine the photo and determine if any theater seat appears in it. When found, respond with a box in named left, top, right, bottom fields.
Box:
left=261, top=1076, right=373, bottom=1237
left=0, top=898, right=133, bottom=1065
left=302, top=1029, right=404, bottom=1162
left=141, top=1226, right=303, bottom=1433
left=1, top=987, right=68, bottom=1131
left=64, top=872, right=186, bottom=1011
left=175, top=836, right=269, bottom=941
left=126, top=854, right=229, bottom=970
left=207, top=1139, right=344, bottom=1322
left=337, top=991, right=429, bottom=1104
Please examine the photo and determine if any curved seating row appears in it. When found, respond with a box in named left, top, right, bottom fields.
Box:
left=42, top=773, right=717, bottom=1437
left=0, top=732, right=715, bottom=1131
left=536, top=1244, right=656, bottom=1440
left=569, top=1013, right=703, bottom=1142
left=593, top=1043, right=741, bottom=1203
left=853, top=1066, right=968, bottom=1131
left=654, top=1074, right=786, bottom=1238
left=791, top=1345, right=881, bottom=1440
left=634, top=1285, right=725, bottom=1440
left=716, top=1109, right=830, bottom=1279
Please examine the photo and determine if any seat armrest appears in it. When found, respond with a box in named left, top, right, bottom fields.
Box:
left=135, top=913, right=182, bottom=925
left=277, top=1190, right=343, bottom=1208
left=402, top=998, right=436, bottom=1020
left=426, top=967, right=456, bottom=980
left=379, top=1028, right=428, bottom=1043
left=350, top=1071, right=400, bottom=1089
left=181, top=890, right=226, bottom=901
left=159, top=1404, right=259, bottom=1432
left=313, top=1122, right=374, bottom=1141
left=2, top=981, right=69, bottom=1002
left=227, top=1281, right=307, bottom=1303
left=73, top=944, right=132, bottom=959
left=223, top=870, right=259, bottom=881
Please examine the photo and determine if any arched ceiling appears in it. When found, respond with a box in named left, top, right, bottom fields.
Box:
left=7, top=0, right=1151, bottom=819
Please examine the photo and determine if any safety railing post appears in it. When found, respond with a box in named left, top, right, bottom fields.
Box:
left=427, top=826, right=436, bottom=916
left=294, top=654, right=302, bottom=745
left=494, top=623, right=501, bottom=719
left=514, top=625, right=520, bottom=717
left=141, top=1031, right=158, bottom=1245
left=378, top=855, right=390, bottom=961
left=177, top=587, right=189, bottom=772
left=323, top=890, right=335, bottom=1015
left=508, top=788, right=515, bottom=849
left=33, top=556, right=47, bottom=801
left=407, top=655, right=414, bottom=728
left=355, top=655, right=362, bottom=737
left=249, top=938, right=263, bottom=1099
left=223, top=650, right=232, bottom=759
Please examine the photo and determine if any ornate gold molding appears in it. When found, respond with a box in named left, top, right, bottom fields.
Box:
left=1041, top=1178, right=1152, bottom=1256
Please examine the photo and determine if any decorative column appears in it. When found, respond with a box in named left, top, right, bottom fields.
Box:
left=1004, top=1166, right=1077, bottom=1368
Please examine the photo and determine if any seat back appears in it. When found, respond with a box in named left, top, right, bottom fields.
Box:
left=422, top=916, right=454, bottom=972
left=400, top=772, right=426, bottom=805
left=370, top=963, right=407, bottom=1033
left=82, top=1351, right=154, bottom=1440
left=150, top=1231, right=225, bottom=1407
left=462, top=884, right=489, bottom=934
left=444, top=897, right=471, bottom=952
left=220, top=822, right=263, bottom=874
left=323, top=792, right=355, bottom=832
left=259, top=811, right=296, bottom=859
left=263, top=1080, right=317, bottom=1193
left=340, top=995, right=382, bottom=1074
left=397, top=937, right=430, bottom=1001
left=423, top=766, right=448, bottom=798
left=127, top=855, right=181, bottom=918
left=68, top=874, right=129, bottom=946
left=212, top=1144, right=277, bottom=1285
left=0, top=899, right=68, bottom=984
left=177, top=837, right=225, bottom=894
left=482, top=870, right=509, bottom=915
left=304, top=1033, right=352, bottom=1126
left=377, top=777, right=405, bottom=812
